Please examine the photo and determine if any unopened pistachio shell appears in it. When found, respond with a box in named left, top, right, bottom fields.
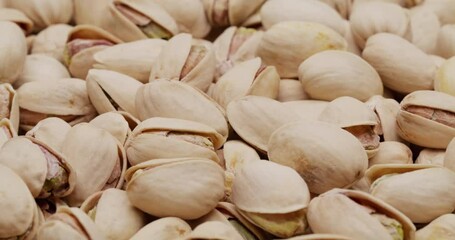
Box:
left=31, top=24, right=73, bottom=63
left=282, top=100, right=329, bottom=121
left=416, top=214, right=455, bottom=240
left=436, top=24, right=455, bottom=58
left=14, top=54, right=70, bottom=88
left=369, top=141, right=412, bottom=167
left=185, top=221, right=243, bottom=240
left=130, top=217, right=192, bottom=240
left=408, top=8, right=440, bottom=54
left=0, top=21, right=27, bottom=84
left=277, top=79, right=308, bottom=102
left=89, top=112, right=131, bottom=145
left=435, top=57, right=455, bottom=96
left=419, top=0, right=455, bottom=25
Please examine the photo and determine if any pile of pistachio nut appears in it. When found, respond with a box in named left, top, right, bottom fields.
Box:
left=1, top=0, right=455, bottom=239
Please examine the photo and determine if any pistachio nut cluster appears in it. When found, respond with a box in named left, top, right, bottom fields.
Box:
left=2, top=0, right=455, bottom=239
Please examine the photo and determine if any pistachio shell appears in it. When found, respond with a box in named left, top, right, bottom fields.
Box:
left=363, top=33, right=436, bottom=94
left=31, top=24, right=73, bottom=63
left=0, top=21, right=27, bottom=84
left=277, top=79, right=308, bottom=102
left=26, top=117, right=71, bottom=152
left=415, top=149, right=445, bottom=166
left=0, top=119, right=16, bottom=148
left=408, top=8, right=440, bottom=54
left=0, top=83, right=19, bottom=132
left=435, top=24, right=455, bottom=58
left=298, top=50, right=383, bottom=101
left=282, top=100, right=329, bottom=121
left=444, top=138, right=455, bottom=172
left=282, top=234, right=352, bottom=240
left=268, top=120, right=368, bottom=194
left=319, top=0, right=352, bottom=19
left=14, top=54, right=70, bottom=88
left=0, top=8, right=33, bottom=34
left=435, top=57, right=455, bottom=96
left=416, top=214, right=455, bottom=240
left=80, top=189, right=148, bottom=240
left=185, top=221, right=243, bottom=240
left=257, top=21, right=347, bottom=78
left=202, top=0, right=265, bottom=27
left=419, top=0, right=455, bottom=25
left=223, top=140, right=260, bottom=174
left=342, top=20, right=361, bottom=56
left=89, top=112, right=131, bottom=145
left=369, top=142, right=413, bottom=167
left=126, top=158, right=225, bottom=220
left=130, top=217, right=192, bottom=240
left=366, top=95, right=403, bottom=142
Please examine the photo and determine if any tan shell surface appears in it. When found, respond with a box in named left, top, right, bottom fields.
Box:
left=444, top=138, right=455, bottom=171
left=278, top=79, right=308, bottom=102
left=185, top=221, right=243, bottom=240
left=416, top=149, right=445, bottom=166
left=416, top=214, right=455, bottom=240
left=283, top=100, right=329, bottom=120
left=0, top=8, right=33, bottom=33
left=420, top=0, right=455, bottom=25
left=130, top=217, right=192, bottom=240
left=15, top=54, right=70, bottom=88
left=408, top=8, right=440, bottom=54
left=223, top=140, right=261, bottom=174
left=26, top=117, right=71, bottom=152
left=436, top=25, right=455, bottom=58
left=228, top=0, right=265, bottom=26
left=369, top=141, right=413, bottom=167
left=318, top=96, right=378, bottom=127
left=89, top=112, right=130, bottom=145
left=435, top=56, right=455, bottom=96
left=31, top=24, right=73, bottom=63
left=0, top=119, right=16, bottom=148
left=0, top=21, right=27, bottom=84
left=0, top=83, right=19, bottom=132
left=366, top=95, right=402, bottom=142
left=283, top=234, right=352, bottom=240
left=365, top=163, right=438, bottom=183
left=67, top=24, right=123, bottom=44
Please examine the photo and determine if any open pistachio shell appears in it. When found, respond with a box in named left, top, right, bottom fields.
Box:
left=362, top=33, right=436, bottom=94
left=415, top=149, right=445, bottom=166
left=125, top=158, right=225, bottom=220
left=0, top=8, right=33, bottom=34
left=257, top=21, right=347, bottom=78
left=349, top=1, right=410, bottom=49
left=436, top=25, right=455, bottom=58
left=89, top=112, right=131, bottom=145
left=369, top=141, right=413, bottom=167
left=202, top=0, right=265, bottom=27
left=15, top=54, right=70, bottom=88
left=80, top=189, right=148, bottom=240
left=0, top=164, right=39, bottom=240
left=93, top=39, right=166, bottom=83
left=408, top=8, right=440, bottom=54
left=268, top=120, right=368, bottom=194
left=185, top=221, right=244, bottom=240
left=37, top=207, right=105, bottom=240
left=26, top=117, right=71, bottom=152
left=416, top=214, right=455, bottom=240
left=278, top=79, right=308, bottom=102
left=260, top=0, right=345, bottom=34
left=367, top=164, right=455, bottom=223
left=136, top=79, right=229, bottom=140
left=396, top=90, right=455, bottom=149
left=307, top=188, right=415, bottom=240
left=86, top=69, right=143, bottom=118
left=366, top=95, right=403, bottom=142
left=0, top=136, right=76, bottom=198
left=226, top=96, right=301, bottom=153
left=62, top=123, right=127, bottom=207
left=282, top=100, right=329, bottom=121
left=212, top=58, right=280, bottom=109
left=149, top=33, right=215, bottom=92
left=298, top=50, right=383, bottom=101
left=31, top=24, right=73, bottom=63
left=0, top=21, right=27, bottom=84
left=0, top=83, right=19, bottom=132
left=419, top=0, right=455, bottom=25
left=0, top=118, right=16, bottom=148
left=435, top=56, right=455, bottom=96
left=130, top=217, right=192, bottom=240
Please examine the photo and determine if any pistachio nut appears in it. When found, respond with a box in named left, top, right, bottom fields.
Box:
left=307, top=188, right=415, bottom=240
left=63, top=25, right=123, bottom=79
left=37, top=207, right=105, bottom=240
left=212, top=58, right=280, bottom=109
left=0, top=8, right=33, bottom=34
left=125, top=117, right=224, bottom=165
left=419, top=0, right=455, bottom=25
left=18, top=78, right=97, bottom=131
left=319, top=0, right=352, bottom=19
left=80, top=189, right=148, bottom=240
left=268, top=120, right=368, bottom=194
left=86, top=69, right=143, bottom=118
left=369, top=141, right=413, bottom=167
left=232, top=160, right=310, bottom=238
left=14, top=54, right=70, bottom=88
left=363, top=33, right=436, bottom=94
left=89, top=112, right=132, bottom=145
left=0, top=83, right=19, bottom=132
left=93, top=39, right=166, bottom=83
left=298, top=50, right=383, bottom=101
left=416, top=214, right=455, bottom=240
left=0, top=164, right=42, bottom=240
left=367, top=164, right=455, bottom=223
left=408, top=8, right=440, bottom=54
left=366, top=95, right=404, bottom=142
left=256, top=21, right=347, bottom=78
left=0, top=21, right=27, bottom=84
left=148, top=33, right=216, bottom=92
left=226, top=96, right=301, bottom=153
left=201, top=0, right=265, bottom=27
left=435, top=24, right=455, bottom=58
left=185, top=221, right=243, bottom=240
left=277, top=79, right=308, bottom=102
left=435, top=57, right=455, bottom=96
left=0, top=119, right=16, bottom=148
left=318, top=96, right=380, bottom=158
left=282, top=100, right=329, bottom=121
left=396, top=90, right=455, bottom=149
left=25, top=117, right=71, bottom=152
left=444, top=137, right=455, bottom=172
left=260, top=0, right=345, bottom=34
left=282, top=234, right=352, bottom=240
left=136, top=79, right=229, bottom=140
left=125, top=157, right=225, bottom=219
left=213, top=26, right=263, bottom=78
left=62, top=123, right=127, bottom=207
left=130, top=217, right=192, bottom=240
left=415, top=148, right=445, bottom=166
left=349, top=1, right=410, bottom=49
left=31, top=24, right=74, bottom=63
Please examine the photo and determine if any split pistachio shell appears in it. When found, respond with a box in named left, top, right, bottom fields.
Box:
left=396, top=90, right=455, bottom=149
left=408, top=8, right=440, bottom=54
left=130, top=217, right=192, bottom=240
left=419, top=0, right=455, bottom=25
left=93, top=39, right=166, bottom=83
left=125, top=158, right=225, bottom=219
left=0, top=8, right=33, bottom=34
left=307, top=188, right=415, bottom=240
left=125, top=117, right=224, bottom=165
left=37, top=207, right=105, bottom=240
left=0, top=119, right=16, bottom=148
left=0, top=136, right=76, bottom=198
left=31, top=24, right=74, bottom=63
left=0, top=21, right=27, bottom=84
left=201, top=0, right=265, bottom=27
left=443, top=138, right=455, bottom=172
left=14, top=54, right=70, bottom=88
left=298, top=50, right=383, bottom=101
left=62, top=123, right=127, bottom=207
left=260, top=0, right=345, bottom=34
left=436, top=25, right=455, bottom=58
left=86, top=69, right=143, bottom=118
left=185, top=221, right=243, bottom=240
left=257, top=21, right=347, bottom=78
left=363, top=33, right=436, bottom=94
left=18, top=78, right=97, bottom=130
left=349, top=1, right=410, bottom=49
left=0, top=83, right=19, bottom=132
left=277, top=79, right=308, bottom=102
left=89, top=112, right=131, bottom=145
left=136, top=79, right=229, bottom=140
left=416, top=214, right=455, bottom=240
left=232, top=160, right=310, bottom=238
left=283, top=100, right=329, bottom=121
left=366, top=95, right=403, bottom=142
left=369, top=141, right=413, bottom=167
left=226, top=96, right=301, bottom=153
left=435, top=57, right=455, bottom=96
left=149, top=33, right=215, bottom=92
left=26, top=117, right=71, bottom=152
left=80, top=189, right=148, bottom=240
left=0, top=164, right=39, bottom=240
left=268, top=120, right=368, bottom=194
left=212, top=57, right=280, bottom=109
left=367, top=164, right=455, bottom=223
left=415, top=149, right=445, bottom=166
